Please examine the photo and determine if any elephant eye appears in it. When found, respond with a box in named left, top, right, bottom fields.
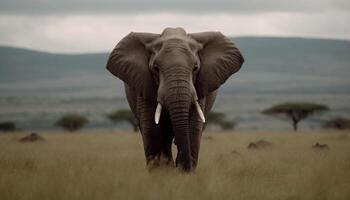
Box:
left=193, top=64, right=199, bottom=72
left=153, top=63, right=160, bottom=72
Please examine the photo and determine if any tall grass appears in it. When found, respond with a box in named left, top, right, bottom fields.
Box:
left=1, top=130, right=349, bottom=200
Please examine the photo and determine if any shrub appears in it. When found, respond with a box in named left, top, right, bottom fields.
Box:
left=219, top=121, right=236, bottom=130
left=207, top=111, right=236, bottom=131
left=0, top=121, right=16, bottom=132
left=55, top=114, right=88, bottom=132
left=107, top=109, right=138, bottom=132
left=323, top=117, right=350, bottom=130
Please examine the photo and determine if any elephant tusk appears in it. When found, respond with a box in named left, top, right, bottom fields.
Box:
left=154, top=103, right=162, bottom=124
left=195, top=101, right=206, bottom=123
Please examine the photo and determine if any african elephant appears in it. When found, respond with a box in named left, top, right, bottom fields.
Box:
left=106, top=27, right=244, bottom=172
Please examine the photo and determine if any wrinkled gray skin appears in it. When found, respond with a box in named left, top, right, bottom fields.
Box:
left=107, top=27, right=244, bottom=172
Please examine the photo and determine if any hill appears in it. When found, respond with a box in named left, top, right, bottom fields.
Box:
left=0, top=47, right=107, bottom=81
left=1, top=37, right=349, bottom=96
left=228, top=37, right=350, bottom=93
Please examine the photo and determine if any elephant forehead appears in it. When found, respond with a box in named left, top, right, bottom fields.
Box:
left=163, top=39, right=190, bottom=49
left=158, top=50, right=195, bottom=67
left=161, top=27, right=187, bottom=36
left=151, top=38, right=193, bottom=57
left=153, top=35, right=197, bottom=46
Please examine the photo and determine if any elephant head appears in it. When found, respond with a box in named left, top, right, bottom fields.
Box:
left=107, top=27, right=244, bottom=171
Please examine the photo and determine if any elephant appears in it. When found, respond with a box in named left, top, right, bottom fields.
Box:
left=106, top=27, right=244, bottom=172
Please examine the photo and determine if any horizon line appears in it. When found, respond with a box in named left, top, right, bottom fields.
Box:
left=1, top=34, right=350, bottom=55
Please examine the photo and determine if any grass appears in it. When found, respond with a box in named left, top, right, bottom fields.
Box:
left=1, top=130, right=350, bottom=200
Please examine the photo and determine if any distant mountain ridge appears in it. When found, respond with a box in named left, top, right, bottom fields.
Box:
left=0, top=46, right=108, bottom=82
left=1, top=36, right=350, bottom=96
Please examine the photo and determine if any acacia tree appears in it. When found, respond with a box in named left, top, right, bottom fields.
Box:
left=262, top=102, right=329, bottom=131
left=107, top=109, right=138, bottom=132
left=207, top=111, right=236, bottom=130
left=55, top=114, right=88, bottom=132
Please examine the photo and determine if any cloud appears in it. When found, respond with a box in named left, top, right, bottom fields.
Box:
left=0, top=0, right=349, bottom=52
left=0, top=0, right=349, bottom=15
left=1, top=12, right=349, bottom=53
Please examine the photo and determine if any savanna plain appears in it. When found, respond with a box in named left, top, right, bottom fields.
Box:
left=1, top=130, right=350, bottom=200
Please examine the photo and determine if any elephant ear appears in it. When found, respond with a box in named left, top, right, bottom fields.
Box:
left=189, top=32, right=244, bottom=99
left=106, top=32, right=160, bottom=101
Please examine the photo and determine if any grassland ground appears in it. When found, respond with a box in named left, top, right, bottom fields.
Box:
left=1, top=130, right=350, bottom=200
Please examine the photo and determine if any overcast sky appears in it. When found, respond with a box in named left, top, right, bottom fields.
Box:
left=1, top=0, right=349, bottom=53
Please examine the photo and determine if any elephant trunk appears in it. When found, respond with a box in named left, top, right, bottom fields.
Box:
left=163, top=76, right=193, bottom=171
left=154, top=67, right=206, bottom=171
left=167, top=98, right=192, bottom=171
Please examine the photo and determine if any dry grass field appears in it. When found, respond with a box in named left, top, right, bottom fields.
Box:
left=1, top=130, right=350, bottom=200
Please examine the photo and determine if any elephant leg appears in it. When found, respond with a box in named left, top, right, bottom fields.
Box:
left=187, top=92, right=216, bottom=169
left=188, top=99, right=205, bottom=169
left=126, top=85, right=162, bottom=167
left=136, top=96, right=163, bottom=169
left=159, top=112, right=175, bottom=166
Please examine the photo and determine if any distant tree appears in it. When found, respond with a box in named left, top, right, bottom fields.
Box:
left=219, top=121, right=236, bottom=130
left=207, top=112, right=225, bottom=124
left=207, top=111, right=236, bottom=131
left=55, top=114, right=88, bottom=132
left=107, top=109, right=138, bottom=132
left=0, top=121, right=16, bottom=132
left=323, top=117, right=350, bottom=130
left=262, top=102, right=329, bottom=131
